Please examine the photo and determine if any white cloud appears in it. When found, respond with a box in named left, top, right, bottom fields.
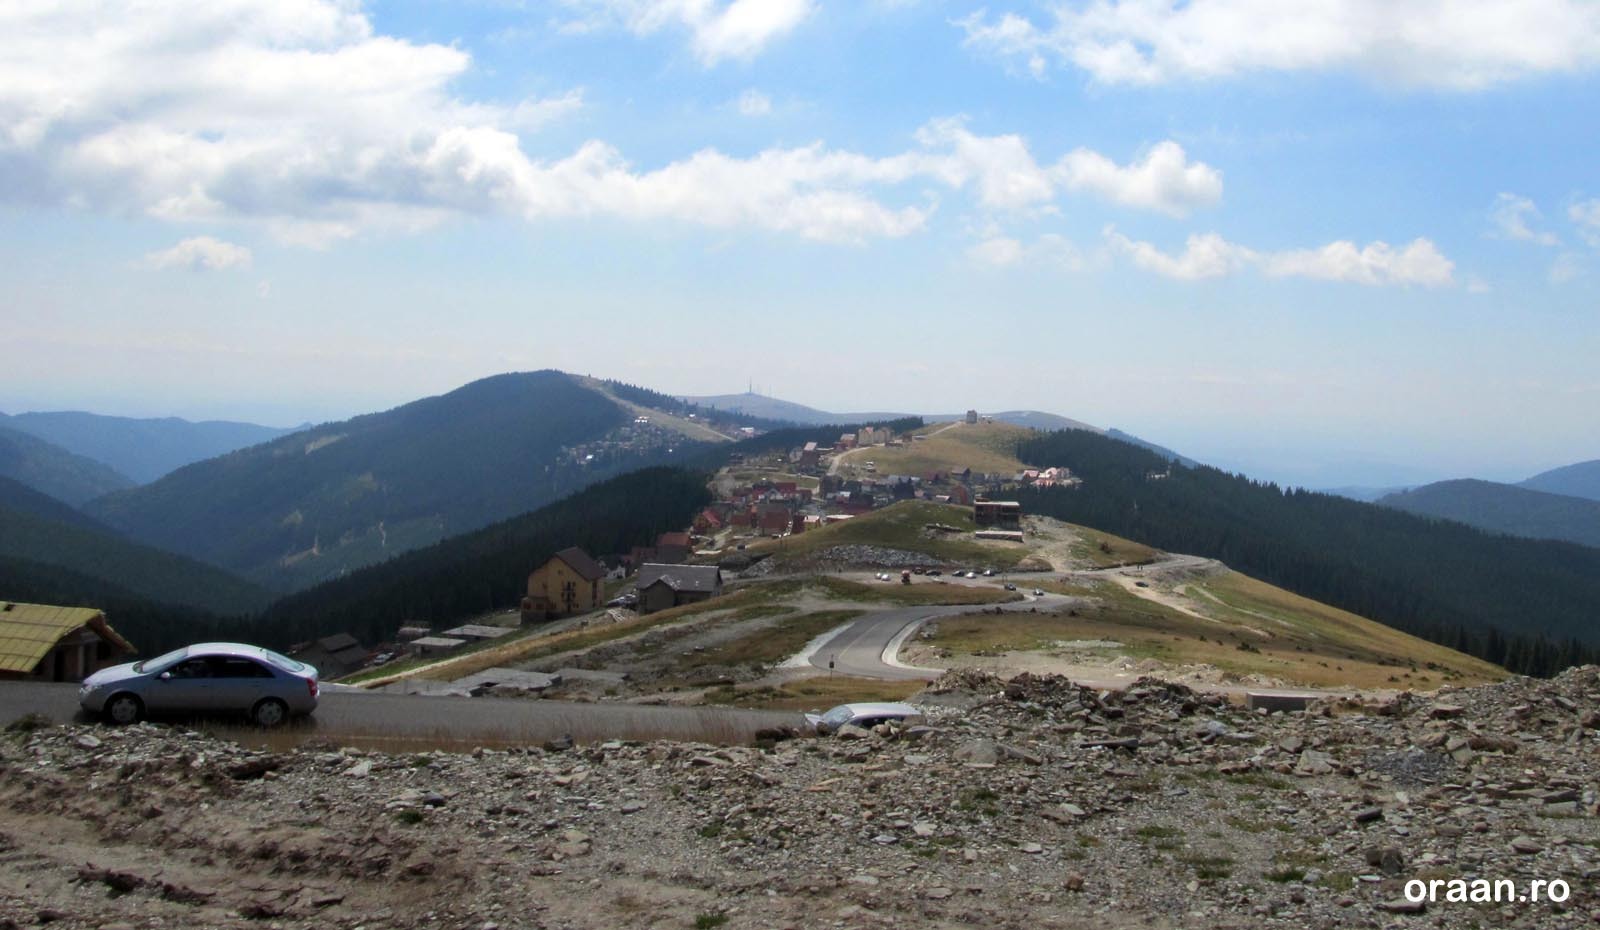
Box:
left=1571, top=199, right=1600, bottom=248
left=141, top=237, right=253, bottom=271
left=1106, top=228, right=1456, bottom=286
left=1466, top=274, right=1492, bottom=294
left=561, top=0, right=815, bottom=64
left=507, top=90, right=587, bottom=131
left=0, top=2, right=1222, bottom=247
left=960, top=1, right=1600, bottom=89
left=969, top=232, right=1088, bottom=270
left=1262, top=238, right=1456, bottom=287
left=914, top=118, right=1057, bottom=211
left=915, top=119, right=1221, bottom=215
left=1550, top=252, right=1585, bottom=283
left=968, top=236, right=1025, bottom=266
left=1057, top=141, right=1222, bottom=217
left=1106, top=228, right=1254, bottom=280
left=1490, top=193, right=1559, bottom=245
left=736, top=89, right=773, bottom=116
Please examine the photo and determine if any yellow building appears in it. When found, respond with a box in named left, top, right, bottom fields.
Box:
left=522, top=547, right=606, bottom=621
left=0, top=602, right=134, bottom=682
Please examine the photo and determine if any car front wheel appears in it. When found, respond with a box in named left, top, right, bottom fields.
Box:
left=105, top=693, right=144, bottom=725
left=251, top=698, right=290, bottom=728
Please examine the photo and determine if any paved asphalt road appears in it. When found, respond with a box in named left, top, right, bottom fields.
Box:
left=809, top=592, right=1074, bottom=680
left=0, top=682, right=807, bottom=747
left=802, top=554, right=1218, bottom=681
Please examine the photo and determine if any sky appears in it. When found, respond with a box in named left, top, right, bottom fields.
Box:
left=2, top=0, right=1599, bottom=489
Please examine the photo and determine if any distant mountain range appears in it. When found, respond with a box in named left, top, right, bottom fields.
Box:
left=679, top=391, right=1197, bottom=465
left=681, top=391, right=1101, bottom=432
left=1379, top=478, right=1600, bottom=549
left=5, top=370, right=1597, bottom=676
left=84, top=371, right=717, bottom=590
left=0, top=410, right=302, bottom=485
left=1319, top=485, right=1415, bottom=503
left=0, top=424, right=134, bottom=505
left=1520, top=459, right=1600, bottom=502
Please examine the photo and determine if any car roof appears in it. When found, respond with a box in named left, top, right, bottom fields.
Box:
left=832, top=702, right=921, bottom=716
left=184, top=642, right=283, bottom=661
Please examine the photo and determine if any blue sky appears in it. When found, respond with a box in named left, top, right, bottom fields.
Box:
left=2, top=0, right=1598, bottom=487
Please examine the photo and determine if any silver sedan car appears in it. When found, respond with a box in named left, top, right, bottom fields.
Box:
left=804, top=701, right=924, bottom=735
left=79, top=642, right=319, bottom=727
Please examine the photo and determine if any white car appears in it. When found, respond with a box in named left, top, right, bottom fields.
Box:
left=79, top=642, right=319, bottom=727
left=804, top=702, right=924, bottom=735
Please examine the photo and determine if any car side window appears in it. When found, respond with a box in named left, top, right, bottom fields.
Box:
left=168, top=658, right=212, bottom=678
left=215, top=657, right=274, bottom=678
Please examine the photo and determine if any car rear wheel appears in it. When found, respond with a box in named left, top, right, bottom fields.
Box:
left=251, top=698, right=289, bottom=728
left=105, top=693, right=144, bottom=725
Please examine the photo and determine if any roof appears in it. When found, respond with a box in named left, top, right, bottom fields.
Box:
left=442, top=624, right=514, bottom=640
left=657, top=532, right=692, bottom=548
left=635, top=563, right=722, bottom=594
left=976, top=500, right=1022, bottom=508
left=0, top=602, right=131, bottom=674
left=551, top=547, right=606, bottom=582
left=317, top=633, right=360, bottom=652
left=411, top=636, right=467, bottom=648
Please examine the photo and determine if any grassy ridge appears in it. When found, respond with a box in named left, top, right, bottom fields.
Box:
left=748, top=500, right=1029, bottom=570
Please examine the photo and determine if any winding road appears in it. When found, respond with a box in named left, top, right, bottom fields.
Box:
left=797, top=553, right=1222, bottom=681
left=806, top=589, right=1075, bottom=680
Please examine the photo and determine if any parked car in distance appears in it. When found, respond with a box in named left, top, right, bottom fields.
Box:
left=926, top=569, right=942, bottom=576
left=1032, top=588, right=1044, bottom=597
left=982, top=568, right=995, bottom=576
left=1003, top=583, right=1017, bottom=591
left=804, top=702, right=925, bottom=735
left=79, top=642, right=319, bottom=727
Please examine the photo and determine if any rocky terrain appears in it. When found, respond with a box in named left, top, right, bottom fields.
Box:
left=2, top=667, right=1597, bottom=929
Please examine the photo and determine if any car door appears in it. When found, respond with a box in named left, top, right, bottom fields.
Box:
left=211, top=656, right=276, bottom=711
left=149, top=657, right=216, bottom=712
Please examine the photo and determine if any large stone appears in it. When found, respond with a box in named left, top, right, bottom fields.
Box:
left=953, top=739, right=1001, bottom=765
left=1295, top=749, right=1334, bottom=776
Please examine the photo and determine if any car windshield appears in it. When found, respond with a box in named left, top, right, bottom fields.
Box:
left=132, top=646, right=189, bottom=673
left=821, top=706, right=856, bottom=727
left=259, top=649, right=306, bottom=673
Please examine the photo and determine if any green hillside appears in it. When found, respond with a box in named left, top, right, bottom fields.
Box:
left=0, top=475, right=110, bottom=532
left=0, top=501, right=270, bottom=616
left=0, top=555, right=241, bottom=657
left=1010, top=429, right=1600, bottom=675
left=85, top=371, right=710, bottom=590
left=0, top=425, right=133, bottom=505
left=249, top=466, right=711, bottom=649
left=1380, top=479, right=1600, bottom=549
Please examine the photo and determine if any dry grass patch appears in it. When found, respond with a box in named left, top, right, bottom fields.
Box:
left=1190, top=572, right=1505, bottom=687
left=927, top=574, right=1505, bottom=690
left=1066, top=525, right=1161, bottom=568
left=838, top=423, right=1031, bottom=478
left=691, top=610, right=863, bottom=668
left=747, top=500, right=1027, bottom=570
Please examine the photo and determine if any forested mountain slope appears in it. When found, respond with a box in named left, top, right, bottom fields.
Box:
left=1012, top=430, right=1600, bottom=675
left=85, top=371, right=712, bottom=590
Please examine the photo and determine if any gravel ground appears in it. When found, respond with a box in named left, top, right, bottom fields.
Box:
left=1, top=666, right=1597, bottom=929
